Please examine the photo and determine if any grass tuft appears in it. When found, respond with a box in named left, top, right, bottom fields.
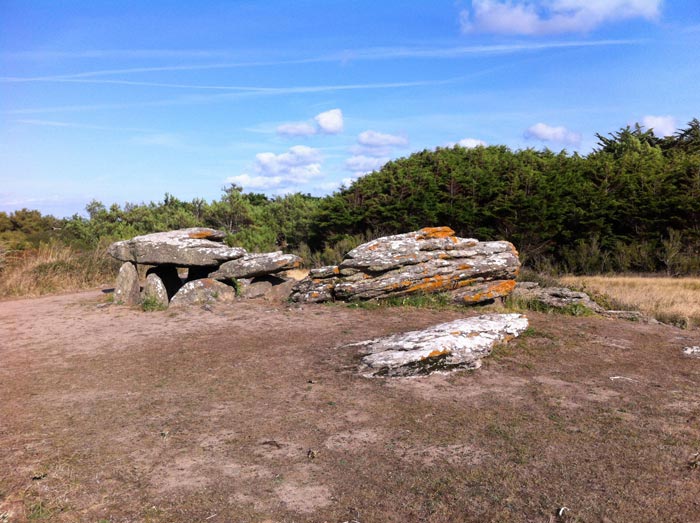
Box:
left=141, top=295, right=167, bottom=312
left=346, top=292, right=458, bottom=310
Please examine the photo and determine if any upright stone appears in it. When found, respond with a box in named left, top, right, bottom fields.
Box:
left=142, top=273, right=169, bottom=308
left=146, top=265, right=182, bottom=299
left=170, top=278, right=236, bottom=307
left=114, top=262, right=141, bottom=305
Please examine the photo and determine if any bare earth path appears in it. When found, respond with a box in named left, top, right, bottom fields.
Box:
left=1, top=291, right=699, bottom=522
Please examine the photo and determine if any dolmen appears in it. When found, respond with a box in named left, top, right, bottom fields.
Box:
left=290, top=226, right=520, bottom=305
left=108, top=228, right=301, bottom=307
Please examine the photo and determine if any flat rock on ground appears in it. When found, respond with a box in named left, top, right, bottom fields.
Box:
left=347, top=313, right=529, bottom=377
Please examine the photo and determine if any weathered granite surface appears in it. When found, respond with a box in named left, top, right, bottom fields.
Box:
left=511, top=282, right=604, bottom=313
left=290, top=227, right=520, bottom=303
left=346, top=313, right=529, bottom=377
left=169, top=278, right=236, bottom=307
left=142, top=273, right=169, bottom=308
left=108, top=228, right=246, bottom=267
left=114, top=262, right=140, bottom=305
left=209, top=251, right=302, bottom=280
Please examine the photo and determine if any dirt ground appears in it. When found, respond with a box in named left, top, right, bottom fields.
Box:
left=1, top=290, right=699, bottom=523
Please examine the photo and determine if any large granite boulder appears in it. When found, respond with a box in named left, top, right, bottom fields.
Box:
left=108, top=228, right=246, bottom=267
left=114, top=262, right=141, bottom=305
left=290, top=227, right=520, bottom=303
left=346, top=313, right=528, bottom=377
left=209, top=251, right=302, bottom=280
left=169, top=278, right=236, bottom=307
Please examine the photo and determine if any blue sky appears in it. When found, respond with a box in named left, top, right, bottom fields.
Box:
left=1, top=0, right=699, bottom=217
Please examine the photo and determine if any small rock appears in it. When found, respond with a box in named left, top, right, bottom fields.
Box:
left=170, top=278, right=236, bottom=307
left=683, top=346, right=700, bottom=357
left=114, top=262, right=141, bottom=305
left=512, top=283, right=604, bottom=313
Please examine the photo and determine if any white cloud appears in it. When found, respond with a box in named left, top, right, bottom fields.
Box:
left=448, top=137, right=488, bottom=148
left=641, top=115, right=677, bottom=137
left=315, top=108, right=344, bottom=134
left=357, top=130, right=408, bottom=147
left=345, top=155, right=390, bottom=174
left=460, top=0, right=661, bottom=35
left=275, top=108, right=343, bottom=137
left=225, top=174, right=284, bottom=190
left=256, top=145, right=321, bottom=180
left=276, top=121, right=316, bottom=137
left=525, top=123, right=581, bottom=145
left=229, top=145, right=323, bottom=191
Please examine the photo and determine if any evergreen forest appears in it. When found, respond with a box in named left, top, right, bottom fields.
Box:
left=2, top=120, right=699, bottom=275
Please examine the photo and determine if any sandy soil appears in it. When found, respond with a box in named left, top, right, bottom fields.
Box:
left=1, top=290, right=699, bottom=522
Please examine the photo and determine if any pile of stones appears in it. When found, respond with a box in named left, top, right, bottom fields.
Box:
left=108, top=228, right=301, bottom=308
left=290, top=226, right=520, bottom=305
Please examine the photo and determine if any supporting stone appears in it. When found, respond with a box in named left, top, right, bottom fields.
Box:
left=114, top=262, right=141, bottom=305
left=142, top=273, right=169, bottom=309
left=146, top=265, right=182, bottom=299
left=170, top=278, right=236, bottom=307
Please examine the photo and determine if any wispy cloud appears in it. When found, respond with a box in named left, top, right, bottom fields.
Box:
left=358, top=130, right=408, bottom=147
left=15, top=118, right=156, bottom=133
left=7, top=81, right=445, bottom=114
left=1, top=39, right=639, bottom=84
left=2, top=49, right=234, bottom=60
left=131, top=133, right=184, bottom=147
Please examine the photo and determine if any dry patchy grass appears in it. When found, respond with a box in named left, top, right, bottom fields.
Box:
left=0, top=243, right=118, bottom=298
left=560, top=275, right=700, bottom=328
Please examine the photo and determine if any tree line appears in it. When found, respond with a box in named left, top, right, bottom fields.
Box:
left=2, top=119, right=699, bottom=274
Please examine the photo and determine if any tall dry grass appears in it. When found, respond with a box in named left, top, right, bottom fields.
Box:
left=560, top=275, right=700, bottom=328
left=0, top=242, right=119, bottom=298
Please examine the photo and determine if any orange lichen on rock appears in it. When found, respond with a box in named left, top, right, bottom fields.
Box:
left=425, top=349, right=450, bottom=359
left=417, top=226, right=455, bottom=239
left=405, top=274, right=455, bottom=293
left=459, top=280, right=516, bottom=303
left=188, top=230, right=216, bottom=239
